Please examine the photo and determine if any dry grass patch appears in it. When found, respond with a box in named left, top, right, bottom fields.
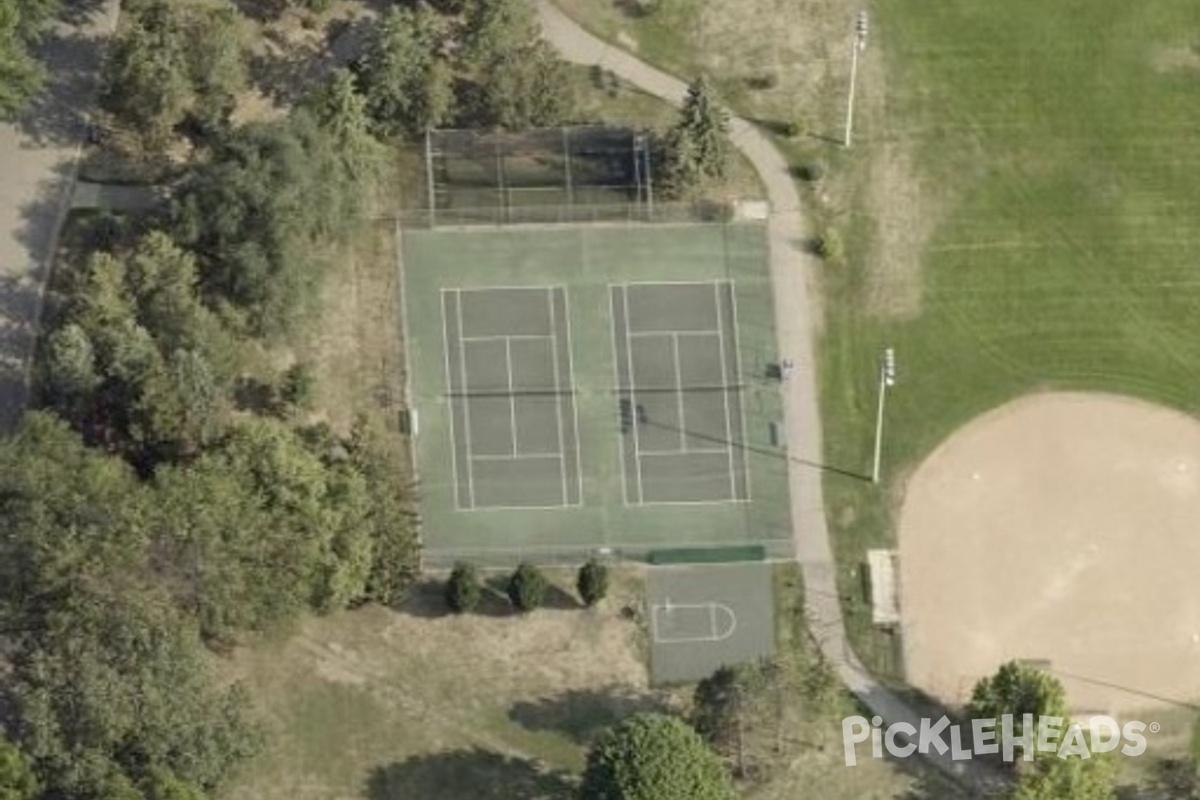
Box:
left=861, top=144, right=938, bottom=320
left=221, top=569, right=664, bottom=800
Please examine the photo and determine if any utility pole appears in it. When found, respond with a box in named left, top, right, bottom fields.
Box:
left=844, top=10, right=869, bottom=148
left=871, top=347, right=895, bottom=484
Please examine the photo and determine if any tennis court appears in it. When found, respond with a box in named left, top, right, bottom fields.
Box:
left=442, top=286, right=582, bottom=509
left=611, top=282, right=749, bottom=504
left=402, top=224, right=793, bottom=567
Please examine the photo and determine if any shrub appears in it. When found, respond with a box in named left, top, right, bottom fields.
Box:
left=795, top=160, right=824, bottom=181
left=814, top=229, right=843, bottom=261
left=281, top=363, right=315, bottom=410
left=445, top=562, right=482, bottom=613
left=577, top=559, right=609, bottom=607
left=507, top=562, right=547, bottom=612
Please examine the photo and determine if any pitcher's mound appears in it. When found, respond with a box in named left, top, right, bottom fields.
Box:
left=900, top=392, right=1200, bottom=715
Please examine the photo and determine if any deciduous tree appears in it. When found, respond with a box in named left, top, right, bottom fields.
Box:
left=9, top=588, right=261, bottom=798
left=458, top=0, right=571, bottom=129
left=580, top=713, right=734, bottom=800
left=1008, top=752, right=1116, bottom=800
left=0, top=1, right=47, bottom=118
left=0, top=735, right=38, bottom=800
left=969, top=661, right=1068, bottom=762
left=356, top=5, right=452, bottom=137
left=102, top=0, right=245, bottom=146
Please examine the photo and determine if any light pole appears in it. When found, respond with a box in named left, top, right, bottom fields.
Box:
left=871, top=347, right=895, bottom=484
left=843, top=10, right=869, bottom=148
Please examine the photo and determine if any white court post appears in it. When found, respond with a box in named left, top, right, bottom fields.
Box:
left=843, top=10, right=870, bottom=148
left=871, top=347, right=895, bottom=484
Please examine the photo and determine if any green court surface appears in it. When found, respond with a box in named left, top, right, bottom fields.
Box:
left=401, top=224, right=791, bottom=566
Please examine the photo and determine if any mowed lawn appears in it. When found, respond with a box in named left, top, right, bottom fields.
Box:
left=821, top=0, right=1200, bottom=674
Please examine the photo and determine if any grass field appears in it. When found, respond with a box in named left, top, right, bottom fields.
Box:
left=220, top=566, right=949, bottom=800
left=551, top=0, right=1200, bottom=686
left=403, top=224, right=792, bottom=565
left=820, top=0, right=1200, bottom=679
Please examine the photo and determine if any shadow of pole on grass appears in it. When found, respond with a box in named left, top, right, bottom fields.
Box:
left=365, top=749, right=576, bottom=800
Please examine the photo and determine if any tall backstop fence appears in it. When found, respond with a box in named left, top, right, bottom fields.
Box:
left=423, top=125, right=661, bottom=227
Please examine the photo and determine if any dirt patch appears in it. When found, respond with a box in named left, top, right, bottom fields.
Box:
left=899, top=392, right=1200, bottom=716
left=1150, top=43, right=1200, bottom=74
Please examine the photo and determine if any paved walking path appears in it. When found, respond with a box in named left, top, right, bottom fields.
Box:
left=0, top=0, right=121, bottom=432
left=535, top=2, right=999, bottom=790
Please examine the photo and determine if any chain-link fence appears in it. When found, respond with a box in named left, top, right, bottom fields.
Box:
left=396, top=199, right=746, bottom=228
left=423, top=126, right=658, bottom=227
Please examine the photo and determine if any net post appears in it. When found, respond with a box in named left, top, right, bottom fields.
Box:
left=424, top=128, right=436, bottom=229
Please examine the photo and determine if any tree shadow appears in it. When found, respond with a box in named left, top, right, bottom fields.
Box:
left=0, top=275, right=43, bottom=432
left=18, top=27, right=105, bottom=148
left=54, top=0, right=110, bottom=27
left=248, top=14, right=376, bottom=107
left=230, top=0, right=290, bottom=23
left=1117, top=757, right=1200, bottom=799
left=745, top=116, right=797, bottom=138
left=365, top=749, right=576, bottom=800
left=393, top=580, right=455, bottom=619
left=541, top=582, right=581, bottom=611
left=508, top=686, right=669, bottom=745
left=613, top=0, right=655, bottom=19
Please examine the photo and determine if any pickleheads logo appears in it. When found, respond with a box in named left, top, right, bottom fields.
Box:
left=841, top=714, right=1150, bottom=766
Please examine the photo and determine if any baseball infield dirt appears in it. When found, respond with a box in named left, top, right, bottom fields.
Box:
left=899, top=392, right=1200, bottom=716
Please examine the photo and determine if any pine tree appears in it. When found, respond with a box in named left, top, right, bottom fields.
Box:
left=576, top=558, right=609, bottom=607
left=660, top=76, right=730, bottom=197
left=445, top=562, right=482, bottom=613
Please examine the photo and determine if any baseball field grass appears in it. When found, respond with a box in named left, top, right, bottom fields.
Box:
left=548, top=0, right=1200, bottom=688
left=821, top=0, right=1200, bottom=678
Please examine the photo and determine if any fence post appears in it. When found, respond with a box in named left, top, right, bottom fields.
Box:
left=424, top=129, right=436, bottom=229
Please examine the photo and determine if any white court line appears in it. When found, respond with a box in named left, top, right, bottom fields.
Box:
left=638, top=447, right=728, bottom=456
left=455, top=501, right=576, bottom=513
left=619, top=279, right=730, bottom=287
left=713, top=281, right=738, bottom=501
left=440, top=291, right=465, bottom=511
left=671, top=332, right=687, bottom=451
left=547, top=287, right=569, bottom=505
left=455, top=290, right=477, bottom=509
left=621, top=285, right=646, bottom=504
left=461, top=333, right=555, bottom=343
left=560, top=287, right=585, bottom=507
left=650, top=602, right=738, bottom=643
left=628, top=329, right=721, bottom=338
left=726, top=281, right=752, bottom=501
left=609, top=286, right=630, bottom=507
left=505, top=337, right=519, bottom=456
left=470, top=453, right=564, bottom=461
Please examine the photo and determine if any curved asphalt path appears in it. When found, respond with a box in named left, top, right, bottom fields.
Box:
left=535, top=2, right=998, bottom=790
left=0, top=0, right=121, bottom=432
